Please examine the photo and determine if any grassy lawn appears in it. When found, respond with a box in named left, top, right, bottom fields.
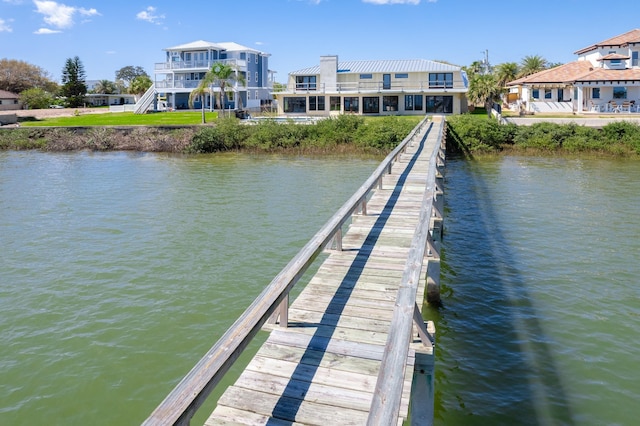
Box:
left=18, top=111, right=219, bottom=127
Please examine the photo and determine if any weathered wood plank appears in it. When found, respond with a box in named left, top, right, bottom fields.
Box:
left=215, top=386, right=369, bottom=426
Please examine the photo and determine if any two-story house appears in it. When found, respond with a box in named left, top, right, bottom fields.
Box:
left=274, top=55, right=468, bottom=117
left=507, top=29, right=640, bottom=113
left=153, top=40, right=274, bottom=111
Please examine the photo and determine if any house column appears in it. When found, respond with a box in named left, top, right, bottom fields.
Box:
left=576, top=84, right=584, bottom=113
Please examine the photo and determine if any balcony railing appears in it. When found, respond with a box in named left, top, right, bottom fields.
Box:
left=288, top=80, right=459, bottom=93
left=154, top=58, right=247, bottom=72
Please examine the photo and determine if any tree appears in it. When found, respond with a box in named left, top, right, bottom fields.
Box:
left=462, top=60, right=485, bottom=79
left=519, top=55, right=548, bottom=78
left=129, top=75, right=152, bottom=97
left=209, top=63, right=246, bottom=111
left=189, top=77, right=212, bottom=124
left=0, top=58, right=54, bottom=94
left=115, top=65, right=148, bottom=88
left=93, top=79, right=118, bottom=94
left=468, top=74, right=504, bottom=117
left=494, top=62, right=519, bottom=87
left=61, top=56, right=87, bottom=108
left=19, top=87, right=53, bottom=109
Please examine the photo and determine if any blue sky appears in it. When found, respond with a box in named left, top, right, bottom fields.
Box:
left=2, top=0, right=640, bottom=83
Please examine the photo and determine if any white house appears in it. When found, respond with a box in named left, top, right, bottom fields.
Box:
left=153, top=40, right=275, bottom=111
left=274, top=55, right=468, bottom=117
left=508, top=29, right=640, bottom=113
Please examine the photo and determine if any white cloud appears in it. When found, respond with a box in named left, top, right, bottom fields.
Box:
left=0, top=18, right=13, bottom=32
left=33, top=1, right=100, bottom=30
left=136, top=6, right=164, bottom=24
left=34, top=27, right=61, bottom=34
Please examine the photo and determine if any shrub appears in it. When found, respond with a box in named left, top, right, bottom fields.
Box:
left=354, top=117, right=416, bottom=150
left=446, top=115, right=514, bottom=153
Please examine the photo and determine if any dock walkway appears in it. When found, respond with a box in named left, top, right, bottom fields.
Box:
left=204, top=117, right=444, bottom=425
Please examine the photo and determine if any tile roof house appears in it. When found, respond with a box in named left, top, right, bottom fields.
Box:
left=507, top=29, right=640, bottom=114
left=0, top=90, right=21, bottom=111
left=274, top=55, right=468, bottom=116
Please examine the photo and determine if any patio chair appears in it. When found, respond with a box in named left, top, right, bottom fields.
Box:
left=621, top=101, right=631, bottom=113
left=589, top=101, right=601, bottom=112
left=610, top=101, right=621, bottom=113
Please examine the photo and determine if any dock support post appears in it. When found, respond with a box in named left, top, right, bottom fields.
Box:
left=410, top=321, right=435, bottom=426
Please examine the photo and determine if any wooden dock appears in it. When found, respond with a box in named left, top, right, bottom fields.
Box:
left=205, top=118, right=443, bottom=425
left=143, top=116, right=445, bottom=426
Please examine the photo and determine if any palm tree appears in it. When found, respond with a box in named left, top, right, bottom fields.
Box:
left=468, top=74, right=504, bottom=117
left=189, top=62, right=246, bottom=123
left=94, top=79, right=117, bottom=94
left=462, top=60, right=484, bottom=79
left=494, top=62, right=519, bottom=87
left=129, top=75, right=152, bottom=99
left=189, top=74, right=214, bottom=124
left=209, top=62, right=246, bottom=111
left=519, top=55, right=548, bottom=78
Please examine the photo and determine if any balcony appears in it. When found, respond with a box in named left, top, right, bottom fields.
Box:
left=285, top=80, right=460, bottom=93
left=155, top=80, right=248, bottom=90
left=154, top=58, right=247, bottom=72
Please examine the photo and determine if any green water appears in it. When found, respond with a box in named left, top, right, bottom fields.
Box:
left=3, top=151, right=640, bottom=425
left=0, top=151, right=379, bottom=425
left=431, top=156, right=640, bottom=425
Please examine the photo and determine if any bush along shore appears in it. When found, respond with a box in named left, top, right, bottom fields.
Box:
left=0, top=115, right=420, bottom=155
left=447, top=114, right=640, bottom=157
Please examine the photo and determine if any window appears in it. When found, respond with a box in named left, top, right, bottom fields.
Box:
left=247, top=73, right=251, bottom=83
left=283, top=97, right=306, bottom=113
left=360, top=74, right=373, bottom=79
left=429, top=73, right=453, bottom=88
left=255, top=55, right=259, bottom=64
left=609, top=50, right=621, bottom=65
left=395, top=73, right=408, bottom=79
left=532, top=89, right=540, bottom=99
left=383, top=96, right=398, bottom=112
left=544, top=89, right=552, bottom=99
left=363, top=97, right=379, bottom=113
left=613, top=87, right=627, bottom=99
left=255, top=72, right=259, bottom=83
left=309, top=96, right=326, bottom=111
left=426, top=96, right=453, bottom=113
left=330, top=96, right=341, bottom=111
left=405, top=95, right=423, bottom=111
left=344, top=97, right=359, bottom=113
left=633, top=51, right=639, bottom=67
left=296, top=75, right=316, bottom=90
left=592, top=88, right=600, bottom=99
left=255, top=91, right=259, bottom=100
left=240, top=52, right=246, bottom=60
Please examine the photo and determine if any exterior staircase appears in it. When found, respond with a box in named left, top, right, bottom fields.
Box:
left=133, top=83, right=156, bottom=114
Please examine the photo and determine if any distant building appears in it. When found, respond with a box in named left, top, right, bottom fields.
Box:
left=153, top=40, right=275, bottom=111
left=273, top=55, right=469, bottom=116
left=0, top=90, right=21, bottom=111
left=508, top=29, right=640, bottom=113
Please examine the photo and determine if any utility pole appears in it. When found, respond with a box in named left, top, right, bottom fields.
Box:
left=481, top=49, right=490, bottom=74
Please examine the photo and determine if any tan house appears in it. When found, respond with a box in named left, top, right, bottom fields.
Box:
left=274, top=55, right=468, bottom=117
left=0, top=90, right=21, bottom=111
left=508, top=29, right=640, bottom=114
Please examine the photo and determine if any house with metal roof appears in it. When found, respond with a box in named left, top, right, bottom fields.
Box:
left=274, top=55, right=468, bottom=117
left=152, top=40, right=275, bottom=112
left=507, top=29, right=640, bottom=114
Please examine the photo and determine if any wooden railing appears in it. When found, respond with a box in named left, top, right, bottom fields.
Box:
left=367, top=119, right=445, bottom=426
left=142, top=116, right=432, bottom=426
